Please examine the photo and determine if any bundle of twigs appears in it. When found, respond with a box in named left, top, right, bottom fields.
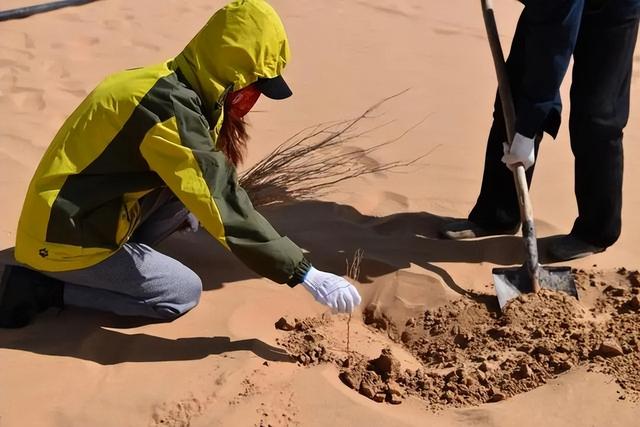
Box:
left=240, top=91, right=431, bottom=207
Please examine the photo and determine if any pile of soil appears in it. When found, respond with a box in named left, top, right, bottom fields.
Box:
left=277, top=269, right=640, bottom=409
left=275, top=316, right=335, bottom=366
left=338, top=349, right=405, bottom=404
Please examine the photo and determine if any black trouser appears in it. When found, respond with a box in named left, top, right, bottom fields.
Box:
left=469, top=3, right=639, bottom=248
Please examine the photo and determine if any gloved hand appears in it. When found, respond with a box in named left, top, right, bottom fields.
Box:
left=501, top=132, right=535, bottom=171
left=178, top=212, right=199, bottom=234
left=301, top=267, right=362, bottom=313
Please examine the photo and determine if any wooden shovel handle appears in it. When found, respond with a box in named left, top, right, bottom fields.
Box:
left=480, top=0, right=540, bottom=291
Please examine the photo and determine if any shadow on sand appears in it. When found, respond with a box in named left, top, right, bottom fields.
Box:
left=0, top=306, right=293, bottom=365
left=0, top=199, right=565, bottom=364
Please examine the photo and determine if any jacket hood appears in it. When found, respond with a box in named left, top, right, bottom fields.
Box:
left=173, top=0, right=290, bottom=131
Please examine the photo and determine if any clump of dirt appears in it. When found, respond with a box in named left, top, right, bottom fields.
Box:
left=275, top=316, right=334, bottom=366
left=274, top=317, right=296, bottom=331
left=338, top=348, right=405, bottom=404
left=277, top=269, right=640, bottom=409
left=363, top=303, right=400, bottom=341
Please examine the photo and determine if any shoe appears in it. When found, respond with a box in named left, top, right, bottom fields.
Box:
left=0, top=266, right=64, bottom=329
left=439, top=219, right=520, bottom=240
left=548, top=234, right=606, bottom=261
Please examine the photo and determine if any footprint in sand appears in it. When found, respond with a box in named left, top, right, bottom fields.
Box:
left=256, top=393, right=299, bottom=427
left=9, top=86, right=46, bottom=111
left=42, top=59, right=70, bottom=79
left=1, top=47, right=35, bottom=62
left=1, top=29, right=36, bottom=50
left=0, top=72, right=18, bottom=93
left=0, top=59, right=29, bottom=72
left=151, top=396, right=205, bottom=427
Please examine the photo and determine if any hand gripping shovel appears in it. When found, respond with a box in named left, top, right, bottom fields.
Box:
left=480, top=0, right=577, bottom=309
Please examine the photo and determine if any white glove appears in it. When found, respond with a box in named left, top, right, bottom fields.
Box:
left=301, top=267, right=362, bottom=313
left=501, top=132, right=535, bottom=171
left=178, top=212, right=199, bottom=234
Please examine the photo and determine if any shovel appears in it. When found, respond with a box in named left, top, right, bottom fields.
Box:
left=480, top=0, right=577, bottom=309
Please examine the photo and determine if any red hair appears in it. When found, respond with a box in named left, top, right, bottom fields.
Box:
left=217, top=99, right=249, bottom=167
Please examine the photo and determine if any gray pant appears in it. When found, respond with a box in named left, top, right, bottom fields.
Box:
left=46, top=189, right=202, bottom=320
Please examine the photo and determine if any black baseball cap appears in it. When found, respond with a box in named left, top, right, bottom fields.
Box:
left=254, top=75, right=292, bottom=100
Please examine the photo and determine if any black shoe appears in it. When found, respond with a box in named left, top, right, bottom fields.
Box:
left=439, top=219, right=520, bottom=240
left=548, top=235, right=606, bottom=261
left=0, top=266, right=64, bottom=328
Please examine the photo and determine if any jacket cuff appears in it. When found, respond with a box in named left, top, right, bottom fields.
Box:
left=286, top=258, right=312, bottom=288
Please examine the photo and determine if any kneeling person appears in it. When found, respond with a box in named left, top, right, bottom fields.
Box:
left=0, top=0, right=361, bottom=328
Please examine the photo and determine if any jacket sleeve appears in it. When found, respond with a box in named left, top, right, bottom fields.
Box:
left=139, top=102, right=310, bottom=286
left=514, top=0, right=584, bottom=138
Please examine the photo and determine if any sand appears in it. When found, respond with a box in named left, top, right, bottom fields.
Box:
left=1, top=0, right=639, bottom=426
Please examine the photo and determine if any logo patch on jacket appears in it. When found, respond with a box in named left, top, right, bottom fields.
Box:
left=39, top=248, right=49, bottom=258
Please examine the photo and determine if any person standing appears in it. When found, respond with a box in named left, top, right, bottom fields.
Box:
left=441, top=0, right=640, bottom=261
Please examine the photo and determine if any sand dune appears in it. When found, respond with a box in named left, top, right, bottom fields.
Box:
left=1, top=0, right=639, bottom=426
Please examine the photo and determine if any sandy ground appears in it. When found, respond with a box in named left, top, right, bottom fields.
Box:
left=1, top=0, right=639, bottom=426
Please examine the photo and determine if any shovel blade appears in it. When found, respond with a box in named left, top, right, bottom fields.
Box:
left=493, top=265, right=577, bottom=310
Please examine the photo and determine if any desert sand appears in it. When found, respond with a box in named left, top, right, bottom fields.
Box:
left=1, top=0, right=639, bottom=426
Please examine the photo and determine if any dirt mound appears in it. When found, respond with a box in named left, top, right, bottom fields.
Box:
left=338, top=349, right=405, bottom=404
left=277, top=269, right=640, bottom=409
left=276, top=316, right=335, bottom=366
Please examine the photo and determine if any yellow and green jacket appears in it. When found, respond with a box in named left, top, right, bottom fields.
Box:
left=15, top=0, right=310, bottom=285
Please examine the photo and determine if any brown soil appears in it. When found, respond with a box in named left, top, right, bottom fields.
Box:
left=277, top=269, right=640, bottom=409
left=276, top=316, right=336, bottom=366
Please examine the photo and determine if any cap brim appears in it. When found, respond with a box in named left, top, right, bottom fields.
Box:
left=255, top=75, right=292, bottom=100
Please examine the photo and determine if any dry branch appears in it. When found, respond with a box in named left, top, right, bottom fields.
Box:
left=346, top=248, right=365, bottom=282
left=240, top=91, right=432, bottom=207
